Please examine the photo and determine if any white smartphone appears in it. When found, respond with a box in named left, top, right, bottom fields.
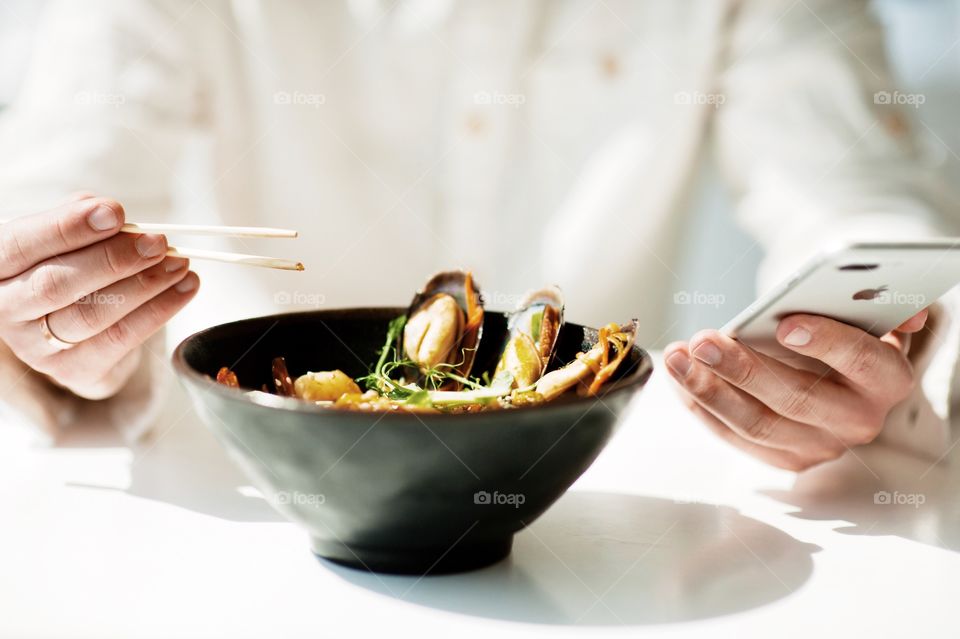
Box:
left=722, top=240, right=960, bottom=357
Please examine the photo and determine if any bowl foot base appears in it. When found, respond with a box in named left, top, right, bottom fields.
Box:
left=312, top=536, right=513, bottom=575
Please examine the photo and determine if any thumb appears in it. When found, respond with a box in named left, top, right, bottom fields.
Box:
left=893, top=307, right=928, bottom=334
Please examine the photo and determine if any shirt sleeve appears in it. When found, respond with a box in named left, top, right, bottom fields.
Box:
left=713, top=0, right=960, bottom=459
left=0, top=331, right=170, bottom=445
left=0, top=0, right=203, bottom=442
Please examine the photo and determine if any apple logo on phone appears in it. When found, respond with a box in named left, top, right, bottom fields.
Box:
left=852, top=285, right=888, bottom=301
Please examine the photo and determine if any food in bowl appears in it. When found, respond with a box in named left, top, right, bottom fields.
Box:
left=173, top=303, right=654, bottom=574
left=214, top=270, right=638, bottom=413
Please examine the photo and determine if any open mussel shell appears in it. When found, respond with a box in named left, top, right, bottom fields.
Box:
left=533, top=317, right=639, bottom=401
left=401, top=270, right=485, bottom=389
left=494, top=285, right=565, bottom=389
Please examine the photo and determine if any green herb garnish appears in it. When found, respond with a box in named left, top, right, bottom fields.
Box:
left=358, top=314, right=505, bottom=410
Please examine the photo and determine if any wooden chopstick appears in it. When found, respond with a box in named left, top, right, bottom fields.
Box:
left=121, top=223, right=298, bottom=238
left=167, top=246, right=304, bottom=271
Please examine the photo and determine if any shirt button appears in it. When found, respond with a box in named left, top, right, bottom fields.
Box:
left=882, top=112, right=909, bottom=137
left=464, top=112, right=487, bottom=135
left=599, top=53, right=621, bottom=78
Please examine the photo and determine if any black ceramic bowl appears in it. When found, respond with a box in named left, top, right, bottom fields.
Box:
left=173, top=308, right=653, bottom=575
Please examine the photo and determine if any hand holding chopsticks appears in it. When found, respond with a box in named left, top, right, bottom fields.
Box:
left=0, top=196, right=304, bottom=402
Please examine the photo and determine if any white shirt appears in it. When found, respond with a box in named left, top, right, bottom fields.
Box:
left=0, top=0, right=957, bottom=454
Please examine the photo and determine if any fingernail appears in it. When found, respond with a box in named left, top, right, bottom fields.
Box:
left=666, top=351, right=691, bottom=378
left=692, top=341, right=722, bottom=366
left=88, top=205, right=119, bottom=231
left=164, top=257, right=188, bottom=273
left=136, top=234, right=166, bottom=258
left=175, top=274, right=198, bottom=293
left=783, top=326, right=812, bottom=347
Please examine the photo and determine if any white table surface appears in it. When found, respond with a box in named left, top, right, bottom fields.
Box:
left=2, top=353, right=959, bottom=639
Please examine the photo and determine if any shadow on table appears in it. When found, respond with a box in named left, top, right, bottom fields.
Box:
left=57, top=395, right=818, bottom=625
left=61, top=408, right=283, bottom=523
left=327, top=491, right=819, bottom=626
left=762, top=442, right=960, bottom=552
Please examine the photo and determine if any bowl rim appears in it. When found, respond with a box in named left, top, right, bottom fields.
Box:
left=171, top=307, right=654, bottom=420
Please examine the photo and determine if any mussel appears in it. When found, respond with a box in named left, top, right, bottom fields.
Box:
left=535, top=319, right=638, bottom=400
left=401, top=270, right=484, bottom=389
left=494, top=286, right=564, bottom=390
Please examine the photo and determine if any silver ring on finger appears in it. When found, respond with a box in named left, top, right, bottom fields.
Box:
left=39, top=314, right=77, bottom=351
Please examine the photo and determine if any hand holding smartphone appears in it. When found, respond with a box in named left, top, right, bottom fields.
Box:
left=722, top=240, right=960, bottom=357
left=663, top=239, right=957, bottom=472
